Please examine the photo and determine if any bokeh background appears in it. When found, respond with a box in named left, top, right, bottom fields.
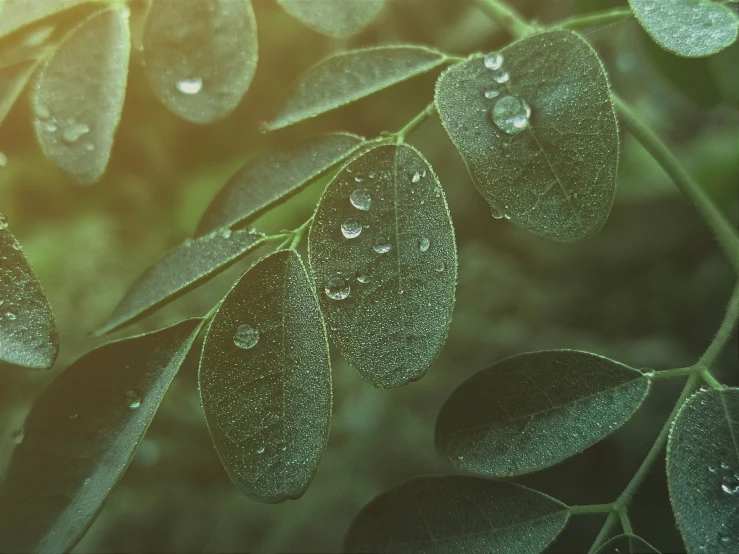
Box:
left=1, top=0, right=738, bottom=552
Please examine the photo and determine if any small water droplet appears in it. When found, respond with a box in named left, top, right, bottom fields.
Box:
left=176, top=77, right=203, bottom=94
left=5, top=311, right=16, bottom=321
left=42, top=121, right=57, bottom=133
left=12, top=427, right=24, bottom=444
left=721, top=474, right=739, bottom=495
left=357, top=273, right=372, bottom=284
left=435, top=261, right=445, bottom=273
left=125, top=389, right=142, bottom=409
left=491, top=95, right=532, bottom=135
left=350, top=189, right=371, bottom=211
left=484, top=52, right=504, bottom=70
left=341, top=218, right=362, bottom=239
left=722, top=461, right=731, bottom=470
left=281, top=445, right=287, bottom=451
left=434, top=187, right=441, bottom=198
left=233, top=324, right=259, bottom=349
left=69, top=413, right=78, bottom=420
left=411, top=171, right=421, bottom=183
left=418, top=237, right=430, bottom=252
left=492, top=69, right=510, bottom=84
left=484, top=89, right=500, bottom=99
left=325, top=277, right=350, bottom=300
left=62, top=122, right=90, bottom=144
left=373, top=237, right=391, bottom=254
left=256, top=445, right=265, bottom=455
left=354, top=175, right=363, bottom=182
left=36, top=104, right=51, bottom=119
left=220, top=228, right=232, bottom=239
left=0, top=213, right=8, bottom=229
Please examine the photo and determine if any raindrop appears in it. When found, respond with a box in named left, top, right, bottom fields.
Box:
left=483, top=52, right=504, bottom=70
left=721, top=474, right=739, bottom=495
left=484, top=89, right=500, bottom=99
left=492, top=69, right=510, bottom=84
left=491, top=95, right=532, bottom=135
left=435, top=261, right=445, bottom=273
left=341, top=218, right=362, bottom=239
left=220, top=228, right=233, bottom=239
left=357, top=273, right=372, bottom=284
left=233, top=324, right=259, bottom=349
left=418, top=237, right=430, bottom=252
left=373, top=237, right=391, bottom=254
left=491, top=206, right=505, bottom=219
left=125, top=389, right=142, bottom=409
left=434, top=187, right=441, bottom=198
left=325, top=277, right=350, bottom=300
left=411, top=171, right=421, bottom=183
left=176, top=77, right=203, bottom=95
left=350, top=188, right=371, bottom=211
left=354, top=175, right=363, bottom=182
left=62, top=122, right=90, bottom=144
left=256, top=445, right=265, bottom=455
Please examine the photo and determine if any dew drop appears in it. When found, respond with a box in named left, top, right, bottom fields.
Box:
left=325, top=277, right=350, bottom=300
left=5, top=311, right=17, bottom=321
left=350, top=189, right=371, bottom=211
left=418, top=237, right=430, bottom=252
left=411, top=171, right=421, bottom=183
left=484, top=89, right=500, bottom=99
left=434, top=187, right=441, bottom=198
left=483, top=52, right=504, bottom=70
left=176, top=77, right=203, bottom=95
left=357, top=273, right=372, bottom=284
left=233, top=324, right=259, bottom=349
left=0, top=213, right=7, bottom=229
left=373, top=237, right=391, bottom=254
left=492, top=69, right=510, bottom=84
left=435, top=261, right=445, bottom=273
left=341, top=218, right=362, bottom=239
left=62, top=122, right=90, bottom=144
left=721, top=473, right=739, bottom=495
left=491, top=95, right=532, bottom=135
left=36, top=104, right=51, bottom=119
left=354, top=175, right=363, bottom=183
left=256, top=445, right=265, bottom=454
left=42, top=121, right=58, bottom=133
left=125, top=389, right=142, bottom=409
left=220, top=228, right=233, bottom=239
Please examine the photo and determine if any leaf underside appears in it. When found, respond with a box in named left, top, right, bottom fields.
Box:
left=594, top=533, right=661, bottom=554
left=308, top=143, right=457, bottom=388
left=435, top=29, right=619, bottom=242
left=277, top=0, right=385, bottom=38
left=199, top=250, right=332, bottom=503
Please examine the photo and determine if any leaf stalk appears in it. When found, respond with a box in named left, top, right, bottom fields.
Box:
left=554, top=8, right=634, bottom=30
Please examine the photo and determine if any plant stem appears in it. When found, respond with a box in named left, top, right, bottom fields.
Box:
left=394, top=102, right=437, bottom=143
left=612, top=95, right=739, bottom=273
left=569, top=504, right=614, bottom=514
left=288, top=216, right=313, bottom=250
left=696, top=282, right=739, bottom=367
left=472, top=0, right=532, bottom=38
left=587, top=512, right=619, bottom=554
left=645, top=367, right=695, bottom=381
left=555, top=8, right=633, bottom=30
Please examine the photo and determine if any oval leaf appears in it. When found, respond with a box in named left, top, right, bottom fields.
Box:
left=196, top=132, right=365, bottom=237
left=143, top=0, right=258, bottom=124
left=277, top=0, right=384, bottom=38
left=435, top=350, right=649, bottom=477
left=630, top=0, right=739, bottom=58
left=344, top=476, right=570, bottom=553
left=96, top=229, right=265, bottom=335
left=308, top=144, right=457, bottom=388
left=667, top=387, right=739, bottom=553
left=199, top=250, right=332, bottom=503
left=0, top=318, right=201, bottom=554
left=264, top=45, right=448, bottom=131
left=0, top=218, right=58, bottom=369
left=31, top=6, right=130, bottom=184
left=594, top=534, right=661, bottom=554
left=0, top=0, right=89, bottom=39
left=435, top=30, right=619, bottom=242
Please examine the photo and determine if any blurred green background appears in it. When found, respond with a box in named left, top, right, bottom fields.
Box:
left=1, top=0, right=738, bottom=552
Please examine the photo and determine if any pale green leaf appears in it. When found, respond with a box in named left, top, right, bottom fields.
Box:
left=594, top=534, right=661, bottom=554
left=0, top=319, right=201, bottom=554
left=277, top=0, right=385, bottom=38
left=435, top=30, right=619, bottom=242
left=32, top=6, right=130, bottom=184
left=344, top=476, right=570, bottom=554
left=667, top=387, right=739, bottom=553
left=0, top=20, right=57, bottom=69
left=0, top=0, right=90, bottom=39
left=143, top=0, right=258, bottom=124
left=308, top=144, right=457, bottom=388
left=96, top=229, right=265, bottom=336
left=0, top=217, right=58, bottom=369
left=435, top=350, right=649, bottom=477
left=630, top=0, right=739, bottom=58
left=199, top=250, right=331, bottom=503
left=0, top=59, right=38, bottom=127
left=264, top=45, right=448, bottom=131
left=196, top=133, right=365, bottom=237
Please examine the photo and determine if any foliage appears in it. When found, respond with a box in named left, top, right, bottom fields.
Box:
left=0, top=0, right=738, bottom=552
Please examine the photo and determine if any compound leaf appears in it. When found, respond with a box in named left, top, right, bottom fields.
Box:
left=196, top=132, right=365, bottom=237
left=594, top=534, right=661, bottom=554
left=344, top=476, right=570, bottom=554
left=667, top=387, right=739, bottom=553
left=277, top=0, right=385, bottom=38
left=96, top=229, right=264, bottom=336
left=308, top=144, right=457, bottom=388
left=435, top=30, right=619, bottom=242
left=0, top=217, right=58, bottom=369
left=199, top=250, right=331, bottom=503
left=32, top=6, right=130, bottom=184
left=264, top=45, right=448, bottom=131
left=435, top=350, right=649, bottom=477
left=0, top=318, right=202, bottom=554
left=143, top=0, right=258, bottom=124
left=630, top=0, right=739, bottom=58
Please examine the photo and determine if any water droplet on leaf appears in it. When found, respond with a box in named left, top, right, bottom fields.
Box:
left=325, top=277, right=350, bottom=300
left=491, top=95, right=532, bottom=135
left=483, top=52, right=504, bottom=70
left=411, top=171, right=421, bottom=183
left=484, top=89, right=500, bottom=99
left=373, top=237, right=391, bottom=254
left=341, top=218, right=362, bottom=239
left=176, top=77, right=203, bottom=95
left=492, top=69, right=510, bottom=84
left=125, top=389, right=142, bottom=409
left=62, top=122, right=90, bottom=144
left=256, top=445, right=265, bottom=454
left=350, top=188, right=371, bottom=211
left=233, top=324, right=259, bottom=349
left=418, top=237, right=430, bottom=252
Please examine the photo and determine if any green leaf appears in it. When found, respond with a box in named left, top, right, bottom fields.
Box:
left=277, top=0, right=385, bottom=38
left=344, top=476, right=570, bottom=553
left=96, top=229, right=264, bottom=336
left=594, top=534, right=661, bottom=554
left=0, top=59, right=38, bottom=127
left=196, top=133, right=365, bottom=237
left=0, top=318, right=201, bottom=554
left=0, top=0, right=89, bottom=39
left=199, top=250, right=331, bottom=503
left=308, top=144, right=457, bottom=388
left=667, top=387, right=739, bottom=553
left=435, top=350, right=649, bottom=477
left=264, top=45, right=448, bottom=132
left=143, top=0, right=258, bottom=124
left=31, top=6, right=130, bottom=184
left=630, top=0, right=739, bottom=58
left=435, top=30, right=619, bottom=242
left=0, top=217, right=58, bottom=369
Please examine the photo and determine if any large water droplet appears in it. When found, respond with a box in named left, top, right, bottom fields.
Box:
left=233, top=324, right=259, bottom=349
left=62, top=122, right=90, bottom=144
left=350, top=188, right=371, bottom=211
left=484, top=89, right=500, bottom=99
left=373, top=237, right=391, bottom=254
left=418, top=237, right=430, bottom=252
left=325, top=277, right=350, bottom=300
left=341, top=218, right=362, bottom=239
left=176, top=77, right=203, bottom=95
left=492, top=69, right=510, bottom=84
left=721, top=474, right=739, bottom=495
left=411, top=171, right=421, bottom=183
left=491, top=95, right=532, bottom=135
left=484, top=52, right=504, bottom=70
left=125, top=389, right=142, bottom=409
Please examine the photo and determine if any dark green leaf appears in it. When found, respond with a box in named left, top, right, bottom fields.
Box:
left=143, top=0, right=258, bottom=123
left=196, top=133, right=365, bottom=237
left=277, top=0, right=385, bottom=38
left=96, top=229, right=264, bottom=336
left=435, top=350, right=649, bottom=477
left=0, top=59, right=38, bottom=127
left=264, top=45, right=448, bottom=131
left=0, top=0, right=89, bottom=39
left=0, top=217, right=58, bottom=369
left=667, top=387, right=739, bottom=553
left=344, top=476, right=570, bottom=553
left=594, top=534, right=661, bottom=554
left=435, top=30, right=619, bottom=242
left=308, top=144, right=457, bottom=388
left=630, top=0, right=739, bottom=58
left=31, top=6, right=130, bottom=184
left=199, top=250, right=331, bottom=503
left=0, top=319, right=201, bottom=554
